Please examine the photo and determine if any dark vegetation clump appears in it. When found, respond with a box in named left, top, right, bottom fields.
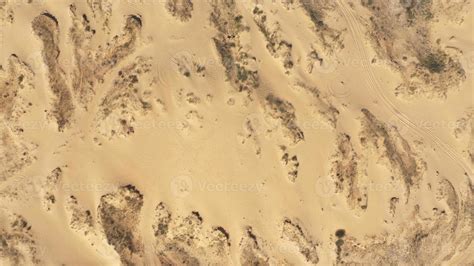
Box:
left=421, top=52, right=446, bottom=73
left=405, top=0, right=433, bottom=24
left=335, top=229, right=346, bottom=238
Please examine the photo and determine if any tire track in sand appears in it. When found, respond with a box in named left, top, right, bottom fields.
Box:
left=335, top=0, right=473, bottom=181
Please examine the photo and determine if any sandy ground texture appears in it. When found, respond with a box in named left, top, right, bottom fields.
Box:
left=0, top=0, right=473, bottom=265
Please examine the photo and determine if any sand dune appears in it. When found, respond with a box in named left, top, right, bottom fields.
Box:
left=0, top=0, right=473, bottom=265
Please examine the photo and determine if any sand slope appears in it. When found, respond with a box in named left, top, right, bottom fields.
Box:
left=0, top=0, right=473, bottom=265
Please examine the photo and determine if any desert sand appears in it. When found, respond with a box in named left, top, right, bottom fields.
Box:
left=0, top=0, right=473, bottom=265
